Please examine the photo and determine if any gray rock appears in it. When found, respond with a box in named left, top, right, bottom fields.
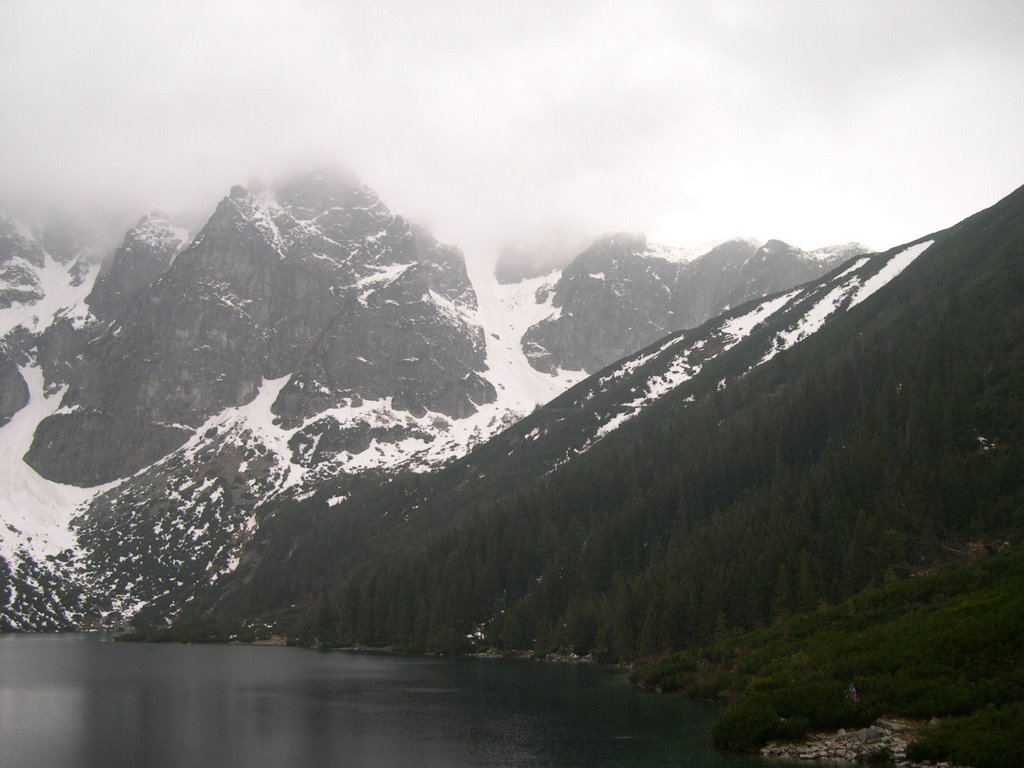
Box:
left=852, top=726, right=886, bottom=743
left=522, top=233, right=681, bottom=373
left=0, top=344, right=29, bottom=426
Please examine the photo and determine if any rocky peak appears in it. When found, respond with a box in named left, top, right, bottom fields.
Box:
left=757, top=238, right=792, bottom=254
left=688, top=238, right=762, bottom=270
left=87, top=212, right=188, bottom=321
left=409, top=224, right=478, bottom=310
left=522, top=233, right=679, bottom=374
left=272, top=168, right=363, bottom=216
left=564, top=232, right=648, bottom=275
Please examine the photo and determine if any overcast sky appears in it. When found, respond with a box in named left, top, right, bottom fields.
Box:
left=1, top=0, right=1022, bottom=260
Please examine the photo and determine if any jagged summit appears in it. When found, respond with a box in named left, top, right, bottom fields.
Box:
left=86, top=212, right=189, bottom=320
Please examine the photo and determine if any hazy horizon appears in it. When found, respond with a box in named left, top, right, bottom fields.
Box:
left=2, top=0, right=1023, bottom=262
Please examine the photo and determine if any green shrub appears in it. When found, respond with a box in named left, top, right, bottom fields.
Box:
left=907, top=704, right=1024, bottom=768
left=711, top=699, right=795, bottom=751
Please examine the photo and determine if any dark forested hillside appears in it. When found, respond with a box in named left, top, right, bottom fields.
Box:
left=179, top=184, right=1024, bottom=659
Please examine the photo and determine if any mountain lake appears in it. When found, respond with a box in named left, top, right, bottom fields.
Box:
left=0, top=632, right=765, bottom=768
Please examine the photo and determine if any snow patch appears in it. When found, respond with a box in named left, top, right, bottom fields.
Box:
left=720, top=290, right=802, bottom=343
left=645, top=238, right=761, bottom=264
left=0, top=366, right=110, bottom=575
left=761, top=240, right=934, bottom=363
left=356, top=262, right=415, bottom=305
left=0, top=251, right=99, bottom=338
left=849, top=240, right=933, bottom=307
left=581, top=291, right=797, bottom=450
left=764, top=284, right=851, bottom=359
left=466, top=258, right=585, bottom=412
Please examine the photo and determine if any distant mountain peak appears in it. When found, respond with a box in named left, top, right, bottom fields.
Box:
left=808, top=241, right=873, bottom=261
left=518, top=231, right=847, bottom=375
left=759, top=238, right=792, bottom=252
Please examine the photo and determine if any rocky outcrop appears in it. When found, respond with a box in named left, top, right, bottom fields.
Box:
left=679, top=239, right=830, bottom=320
left=272, top=224, right=492, bottom=427
left=522, top=233, right=681, bottom=373
left=760, top=718, right=964, bottom=767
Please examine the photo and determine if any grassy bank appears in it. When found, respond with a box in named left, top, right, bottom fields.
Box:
left=633, top=542, right=1024, bottom=768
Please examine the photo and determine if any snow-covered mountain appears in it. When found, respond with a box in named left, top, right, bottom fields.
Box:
left=0, top=171, right=577, bottom=629
left=0, top=169, right=877, bottom=631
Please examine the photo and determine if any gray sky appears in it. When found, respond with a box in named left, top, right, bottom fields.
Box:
left=1, top=0, right=1022, bottom=259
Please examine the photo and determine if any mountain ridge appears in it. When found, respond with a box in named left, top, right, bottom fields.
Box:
left=517, top=232, right=865, bottom=374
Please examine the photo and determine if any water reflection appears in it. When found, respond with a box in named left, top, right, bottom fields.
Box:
left=0, top=633, right=758, bottom=768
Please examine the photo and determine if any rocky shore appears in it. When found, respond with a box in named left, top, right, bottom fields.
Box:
left=760, top=718, right=966, bottom=767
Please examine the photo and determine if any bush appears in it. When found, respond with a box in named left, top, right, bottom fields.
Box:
left=711, top=699, right=793, bottom=751
left=907, top=704, right=1024, bottom=768
left=765, top=680, right=877, bottom=731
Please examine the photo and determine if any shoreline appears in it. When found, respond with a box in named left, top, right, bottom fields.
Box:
left=760, top=718, right=967, bottom=768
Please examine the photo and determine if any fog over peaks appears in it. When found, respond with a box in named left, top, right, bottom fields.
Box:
left=1, top=0, right=1022, bottom=265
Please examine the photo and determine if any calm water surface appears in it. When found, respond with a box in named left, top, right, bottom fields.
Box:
left=0, top=633, right=761, bottom=768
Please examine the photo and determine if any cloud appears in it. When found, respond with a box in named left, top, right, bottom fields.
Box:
left=1, top=0, right=1022, bottom=261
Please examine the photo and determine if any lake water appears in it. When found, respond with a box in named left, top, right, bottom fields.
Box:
left=0, top=633, right=761, bottom=768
